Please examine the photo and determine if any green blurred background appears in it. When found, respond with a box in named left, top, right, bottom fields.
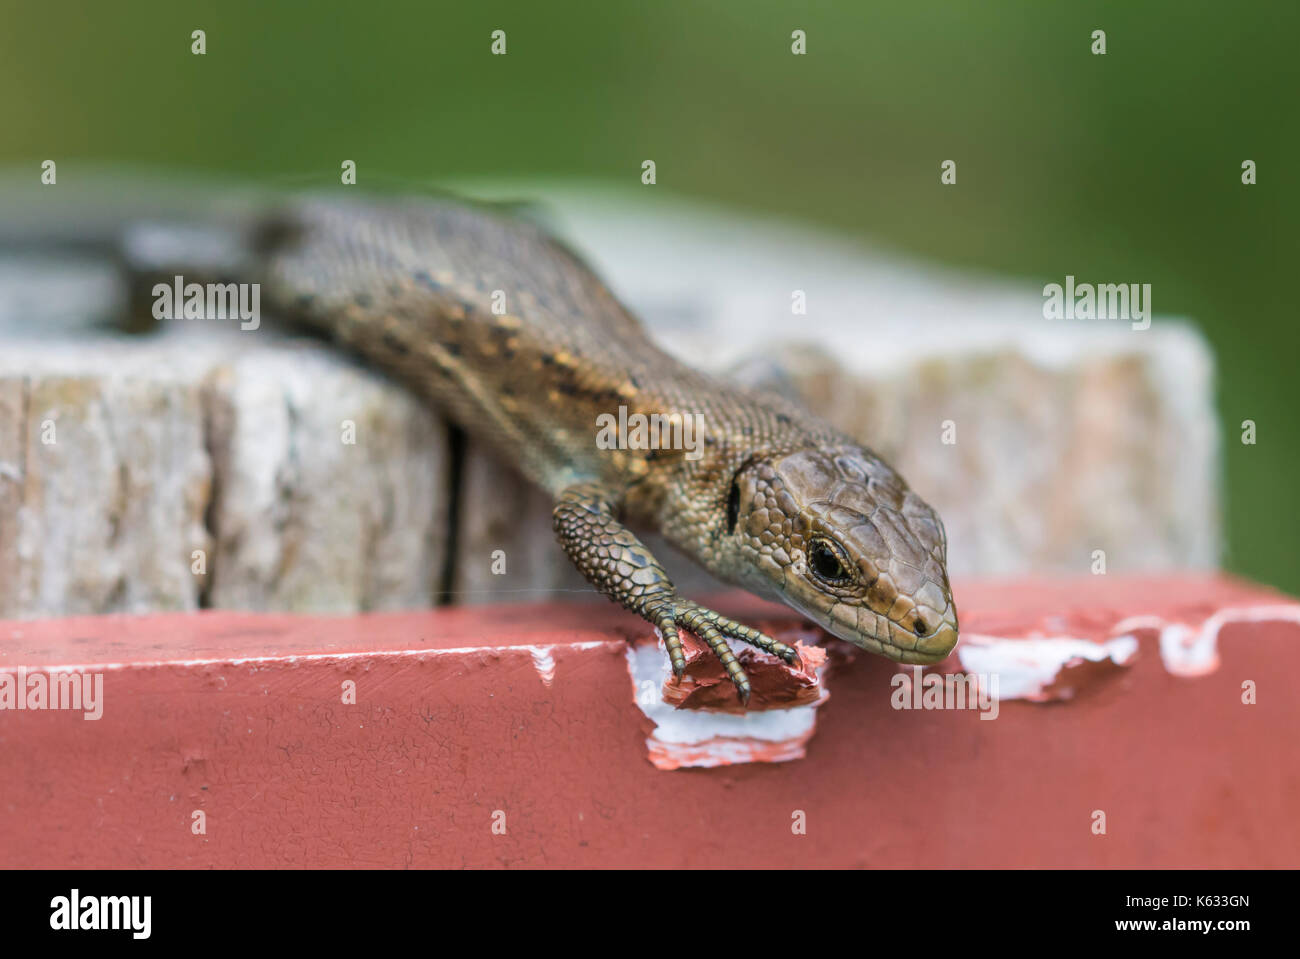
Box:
left=2, top=1, right=1295, bottom=592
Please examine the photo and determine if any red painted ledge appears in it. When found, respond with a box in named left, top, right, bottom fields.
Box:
left=0, top=574, right=1297, bottom=867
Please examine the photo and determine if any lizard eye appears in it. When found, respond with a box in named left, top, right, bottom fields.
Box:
left=808, top=537, right=851, bottom=585
left=726, top=476, right=741, bottom=533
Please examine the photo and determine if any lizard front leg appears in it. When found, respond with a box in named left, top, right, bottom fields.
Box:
left=552, top=481, right=801, bottom=704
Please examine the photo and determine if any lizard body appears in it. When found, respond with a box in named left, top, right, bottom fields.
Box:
left=258, top=195, right=959, bottom=699
left=22, top=190, right=961, bottom=701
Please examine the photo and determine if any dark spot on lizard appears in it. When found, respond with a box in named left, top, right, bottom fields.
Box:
left=354, top=292, right=374, bottom=308
left=382, top=332, right=408, bottom=354
left=413, top=269, right=440, bottom=290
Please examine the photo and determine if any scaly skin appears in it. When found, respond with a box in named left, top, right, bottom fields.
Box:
left=257, top=195, right=959, bottom=703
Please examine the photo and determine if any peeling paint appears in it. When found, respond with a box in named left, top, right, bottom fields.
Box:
left=526, top=645, right=556, bottom=685
left=956, top=634, right=1138, bottom=701
left=626, top=638, right=829, bottom=770
left=957, top=599, right=1300, bottom=700
left=1114, top=604, right=1300, bottom=677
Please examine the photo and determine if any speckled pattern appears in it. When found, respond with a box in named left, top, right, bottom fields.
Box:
left=261, top=194, right=958, bottom=696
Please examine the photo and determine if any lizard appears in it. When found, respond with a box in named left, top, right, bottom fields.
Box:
left=16, top=189, right=961, bottom=703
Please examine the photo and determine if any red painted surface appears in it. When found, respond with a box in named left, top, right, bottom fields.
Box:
left=0, top=574, right=1297, bottom=867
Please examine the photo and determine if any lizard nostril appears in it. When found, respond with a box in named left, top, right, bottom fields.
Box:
left=914, top=618, right=928, bottom=637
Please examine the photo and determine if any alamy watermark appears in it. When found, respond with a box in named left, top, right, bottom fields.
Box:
left=152, top=275, right=260, bottom=330
left=595, top=405, right=705, bottom=461
left=890, top=666, right=999, bottom=720
left=1043, top=275, right=1151, bottom=330
left=50, top=890, right=150, bottom=939
left=0, top=667, right=104, bottom=720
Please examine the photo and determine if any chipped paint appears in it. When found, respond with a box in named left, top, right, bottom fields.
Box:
left=626, top=638, right=829, bottom=770
left=526, top=644, right=557, bottom=685
left=956, top=634, right=1139, bottom=701
left=956, top=598, right=1300, bottom=700
left=1114, top=604, right=1300, bottom=677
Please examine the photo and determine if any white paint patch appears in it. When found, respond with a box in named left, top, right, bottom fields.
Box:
left=956, top=634, right=1139, bottom=701
left=527, top=645, right=557, bottom=686
left=957, top=600, right=1300, bottom=699
left=625, top=640, right=828, bottom=770
left=1114, top=603, right=1300, bottom=677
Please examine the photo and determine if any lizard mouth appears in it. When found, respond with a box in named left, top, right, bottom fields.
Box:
left=841, top=623, right=959, bottom=663
left=798, top=600, right=960, bottom=664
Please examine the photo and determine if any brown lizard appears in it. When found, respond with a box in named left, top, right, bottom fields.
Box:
left=17, top=189, right=961, bottom=703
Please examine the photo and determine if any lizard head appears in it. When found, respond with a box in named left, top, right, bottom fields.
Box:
left=728, top=446, right=958, bottom=663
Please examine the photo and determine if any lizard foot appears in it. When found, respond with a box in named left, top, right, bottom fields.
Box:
left=648, top=599, right=803, bottom=705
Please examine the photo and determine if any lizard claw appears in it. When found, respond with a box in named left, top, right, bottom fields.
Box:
left=651, top=599, right=804, bottom=705
left=735, top=677, right=752, bottom=706
left=672, top=601, right=774, bottom=705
